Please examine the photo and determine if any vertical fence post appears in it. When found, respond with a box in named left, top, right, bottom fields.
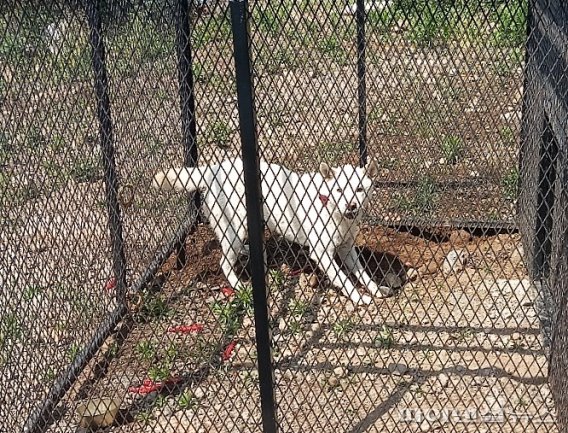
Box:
left=22, top=2, right=130, bottom=431
left=175, top=0, right=200, bottom=269
left=87, top=0, right=128, bottom=305
left=229, top=1, right=278, bottom=432
left=356, top=0, right=368, bottom=166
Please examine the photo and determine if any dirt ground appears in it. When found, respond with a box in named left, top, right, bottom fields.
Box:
left=39, top=223, right=555, bottom=433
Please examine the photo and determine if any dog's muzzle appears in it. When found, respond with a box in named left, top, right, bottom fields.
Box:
left=344, top=210, right=359, bottom=220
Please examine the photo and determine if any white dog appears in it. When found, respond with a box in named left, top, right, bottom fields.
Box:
left=153, top=158, right=391, bottom=304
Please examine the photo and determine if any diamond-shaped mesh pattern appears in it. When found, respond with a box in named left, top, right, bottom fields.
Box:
left=0, top=0, right=564, bottom=432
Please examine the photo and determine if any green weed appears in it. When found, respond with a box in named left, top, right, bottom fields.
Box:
left=440, top=135, right=463, bottom=164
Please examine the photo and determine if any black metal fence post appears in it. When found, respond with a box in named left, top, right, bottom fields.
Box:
left=87, top=0, right=128, bottom=305
left=229, top=1, right=278, bottom=432
left=356, top=0, right=368, bottom=166
left=23, top=2, right=130, bottom=431
left=175, top=0, right=200, bottom=269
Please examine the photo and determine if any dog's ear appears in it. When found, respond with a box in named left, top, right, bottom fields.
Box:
left=319, top=162, right=334, bottom=179
left=365, top=159, right=379, bottom=179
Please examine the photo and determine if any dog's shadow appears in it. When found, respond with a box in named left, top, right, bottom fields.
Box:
left=231, top=235, right=407, bottom=293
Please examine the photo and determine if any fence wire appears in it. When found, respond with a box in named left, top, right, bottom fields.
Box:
left=0, top=0, right=563, bottom=432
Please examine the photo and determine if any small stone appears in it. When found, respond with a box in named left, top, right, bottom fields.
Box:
left=278, top=318, right=287, bottom=331
left=310, top=323, right=321, bottom=332
left=305, top=331, right=314, bottom=339
left=438, top=373, right=449, bottom=388
left=439, top=157, right=447, bottom=165
left=333, top=366, right=348, bottom=378
left=442, top=249, right=468, bottom=274
left=308, top=273, right=318, bottom=288
left=193, top=387, right=206, bottom=399
left=406, top=268, right=418, bottom=281
left=356, top=347, right=367, bottom=357
left=418, top=261, right=439, bottom=275
left=388, top=363, right=408, bottom=376
left=511, top=332, right=521, bottom=341
left=327, top=376, right=339, bottom=387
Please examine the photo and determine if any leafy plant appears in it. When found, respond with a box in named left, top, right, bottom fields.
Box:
left=208, top=120, right=231, bottom=148
left=440, top=135, right=463, bottom=164
left=395, top=176, right=437, bottom=215
left=502, top=168, right=519, bottom=201
left=332, top=318, right=356, bottom=338
left=135, top=340, right=156, bottom=361
left=178, top=390, right=197, bottom=409
left=375, top=324, right=395, bottom=349
left=289, top=299, right=310, bottom=317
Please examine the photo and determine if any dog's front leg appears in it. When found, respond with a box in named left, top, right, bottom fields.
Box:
left=337, top=245, right=392, bottom=298
left=310, top=248, right=371, bottom=305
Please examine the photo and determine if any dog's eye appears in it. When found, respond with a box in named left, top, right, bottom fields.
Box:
left=356, top=187, right=364, bottom=192
left=336, top=188, right=343, bottom=193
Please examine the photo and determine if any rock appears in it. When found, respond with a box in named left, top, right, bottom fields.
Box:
left=278, top=318, right=287, bottom=331
left=193, top=387, right=206, bottom=399
left=418, top=261, right=439, bottom=275
left=439, top=157, right=447, bottom=165
left=449, top=229, right=472, bottom=245
left=333, top=366, right=348, bottom=378
left=442, top=250, right=468, bottom=274
left=438, top=373, right=449, bottom=388
left=511, top=332, right=521, bottom=341
left=406, top=268, right=418, bottom=281
left=388, top=363, right=408, bottom=376
left=308, top=273, right=318, bottom=288
left=310, top=323, right=321, bottom=332
left=327, top=376, right=339, bottom=387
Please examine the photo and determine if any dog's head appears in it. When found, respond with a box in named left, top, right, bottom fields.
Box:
left=319, top=160, right=379, bottom=220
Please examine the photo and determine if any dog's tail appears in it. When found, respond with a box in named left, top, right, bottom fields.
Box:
left=152, top=166, right=211, bottom=192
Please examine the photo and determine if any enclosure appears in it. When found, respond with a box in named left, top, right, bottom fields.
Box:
left=0, top=0, right=565, bottom=432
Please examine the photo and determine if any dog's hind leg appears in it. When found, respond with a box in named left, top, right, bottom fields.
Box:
left=337, top=245, right=392, bottom=298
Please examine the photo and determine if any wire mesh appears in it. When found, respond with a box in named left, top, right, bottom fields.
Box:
left=0, top=0, right=562, bottom=432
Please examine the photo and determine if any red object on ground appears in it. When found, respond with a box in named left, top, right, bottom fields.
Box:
left=104, top=276, right=117, bottom=292
left=128, top=376, right=181, bottom=394
left=222, top=340, right=237, bottom=361
left=167, top=324, right=204, bottom=334
left=220, top=286, right=235, bottom=297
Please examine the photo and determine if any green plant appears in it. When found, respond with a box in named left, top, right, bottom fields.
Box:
left=0, top=314, right=21, bottom=348
left=148, top=363, right=172, bottom=382
left=502, top=168, right=519, bottom=201
left=140, top=294, right=172, bottom=320
left=235, top=284, right=254, bottom=315
left=493, top=2, right=527, bottom=48
left=135, top=340, right=156, bottom=361
left=209, top=120, right=231, bottom=148
left=289, top=319, right=302, bottom=335
left=67, top=342, right=81, bottom=362
left=23, top=286, right=42, bottom=301
left=289, top=299, right=310, bottom=317
left=332, top=318, right=355, bottom=338
left=268, top=269, right=285, bottom=289
left=212, top=300, right=240, bottom=334
left=70, top=157, right=101, bottom=183
left=440, top=135, right=463, bottom=164
left=395, top=176, right=437, bottom=215
left=375, top=324, right=395, bottom=349
left=178, top=390, right=197, bottom=409
left=135, top=409, right=154, bottom=424
left=165, top=342, right=179, bottom=363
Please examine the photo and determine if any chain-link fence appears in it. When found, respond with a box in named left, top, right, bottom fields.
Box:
left=0, top=0, right=562, bottom=432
